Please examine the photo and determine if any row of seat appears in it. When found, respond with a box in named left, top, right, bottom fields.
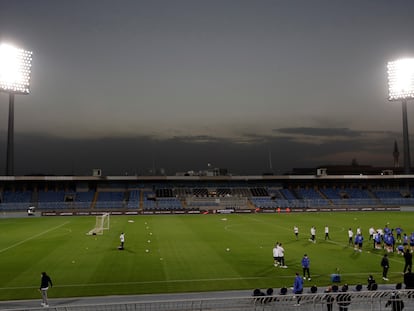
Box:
left=1, top=187, right=414, bottom=211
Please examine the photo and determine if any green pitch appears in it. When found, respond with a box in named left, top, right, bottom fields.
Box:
left=0, top=212, right=411, bottom=300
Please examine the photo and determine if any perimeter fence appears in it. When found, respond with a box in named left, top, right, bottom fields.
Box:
left=9, top=289, right=414, bottom=311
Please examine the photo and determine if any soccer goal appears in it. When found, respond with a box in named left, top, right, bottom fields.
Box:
left=87, top=213, right=110, bottom=235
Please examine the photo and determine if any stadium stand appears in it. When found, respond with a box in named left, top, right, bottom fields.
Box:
left=2, top=175, right=414, bottom=214
left=37, top=190, right=67, bottom=210
left=126, top=189, right=140, bottom=209
left=94, top=191, right=125, bottom=209
left=295, top=187, right=329, bottom=206
left=373, top=189, right=414, bottom=205
left=73, top=191, right=95, bottom=209
left=0, top=190, right=32, bottom=211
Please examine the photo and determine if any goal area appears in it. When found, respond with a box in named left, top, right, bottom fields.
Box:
left=87, top=213, right=110, bottom=235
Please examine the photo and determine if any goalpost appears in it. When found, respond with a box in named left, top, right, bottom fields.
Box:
left=87, top=213, right=110, bottom=235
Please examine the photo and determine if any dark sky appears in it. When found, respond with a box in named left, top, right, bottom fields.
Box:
left=1, top=0, right=414, bottom=176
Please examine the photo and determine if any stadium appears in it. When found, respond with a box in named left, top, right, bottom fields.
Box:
left=1, top=172, right=414, bottom=310
left=2, top=2, right=414, bottom=310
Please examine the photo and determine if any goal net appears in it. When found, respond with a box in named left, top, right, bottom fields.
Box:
left=87, top=213, right=110, bottom=235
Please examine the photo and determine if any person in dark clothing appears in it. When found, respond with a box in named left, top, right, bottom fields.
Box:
left=385, top=292, right=404, bottom=311
left=337, top=287, right=351, bottom=311
left=39, top=272, right=53, bottom=307
left=293, top=272, right=304, bottom=306
left=263, top=288, right=276, bottom=303
left=404, top=268, right=414, bottom=289
left=403, top=248, right=412, bottom=273
left=367, top=275, right=376, bottom=290
left=381, top=254, right=390, bottom=281
left=326, top=294, right=334, bottom=311
left=252, top=288, right=266, bottom=304
left=324, top=286, right=335, bottom=311
left=301, top=254, right=311, bottom=281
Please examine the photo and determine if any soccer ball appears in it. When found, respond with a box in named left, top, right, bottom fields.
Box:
left=226, top=248, right=230, bottom=252
left=145, top=249, right=149, bottom=253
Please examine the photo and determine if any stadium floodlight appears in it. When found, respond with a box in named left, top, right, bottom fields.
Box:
left=0, top=43, right=32, bottom=94
left=387, top=58, right=414, bottom=174
left=388, top=58, right=414, bottom=101
left=0, top=43, right=33, bottom=176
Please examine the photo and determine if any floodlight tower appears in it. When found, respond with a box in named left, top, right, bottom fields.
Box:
left=0, top=43, right=33, bottom=176
left=387, top=58, right=414, bottom=174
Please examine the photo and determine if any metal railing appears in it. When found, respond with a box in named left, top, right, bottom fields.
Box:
left=5, top=289, right=414, bottom=311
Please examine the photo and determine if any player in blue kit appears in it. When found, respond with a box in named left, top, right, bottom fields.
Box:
left=410, top=232, right=414, bottom=251
left=395, top=226, right=403, bottom=242
left=301, top=254, right=311, bottom=281
left=293, top=272, right=303, bottom=306
left=403, top=233, right=409, bottom=247
left=354, top=233, right=363, bottom=252
left=384, top=233, right=395, bottom=253
left=374, top=231, right=382, bottom=249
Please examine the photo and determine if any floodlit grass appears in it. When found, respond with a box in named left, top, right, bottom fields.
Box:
left=0, top=212, right=411, bottom=300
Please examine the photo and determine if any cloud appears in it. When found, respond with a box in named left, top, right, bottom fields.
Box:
left=0, top=127, right=400, bottom=176
left=274, top=127, right=362, bottom=137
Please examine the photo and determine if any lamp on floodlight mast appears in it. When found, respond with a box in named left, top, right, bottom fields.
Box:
left=388, top=58, right=414, bottom=174
left=0, top=43, right=33, bottom=176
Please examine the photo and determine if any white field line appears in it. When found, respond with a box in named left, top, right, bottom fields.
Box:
left=0, top=270, right=405, bottom=291
left=0, top=221, right=70, bottom=254
left=0, top=276, right=264, bottom=290
left=0, top=216, right=402, bottom=291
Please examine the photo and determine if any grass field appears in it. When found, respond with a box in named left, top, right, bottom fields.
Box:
left=0, top=211, right=412, bottom=301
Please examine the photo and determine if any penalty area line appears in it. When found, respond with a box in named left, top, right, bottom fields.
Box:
left=0, top=221, right=71, bottom=254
